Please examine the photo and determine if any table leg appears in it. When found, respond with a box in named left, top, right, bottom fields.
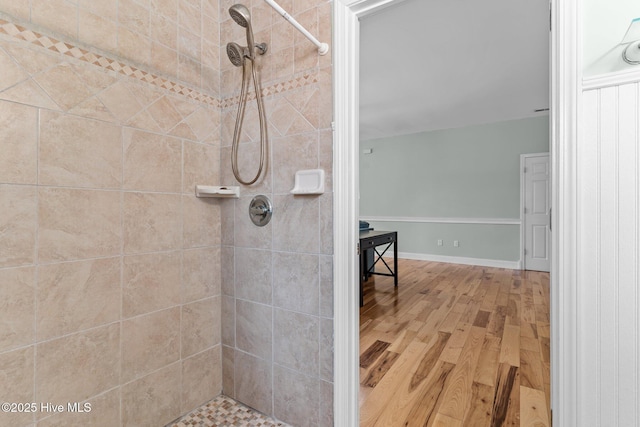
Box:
left=394, top=234, right=398, bottom=287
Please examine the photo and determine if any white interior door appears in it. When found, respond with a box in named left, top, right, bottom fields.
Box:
left=523, top=154, right=551, bottom=272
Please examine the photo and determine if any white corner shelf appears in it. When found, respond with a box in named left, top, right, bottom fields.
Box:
left=195, top=185, right=240, bottom=198
left=290, top=169, right=325, bottom=195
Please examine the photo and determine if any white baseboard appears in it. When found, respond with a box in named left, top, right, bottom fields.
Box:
left=392, top=251, right=522, bottom=270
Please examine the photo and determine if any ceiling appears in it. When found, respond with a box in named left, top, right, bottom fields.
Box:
left=359, top=0, right=550, bottom=141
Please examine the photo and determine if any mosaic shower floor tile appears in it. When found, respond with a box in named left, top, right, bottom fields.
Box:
left=167, top=395, right=291, bottom=427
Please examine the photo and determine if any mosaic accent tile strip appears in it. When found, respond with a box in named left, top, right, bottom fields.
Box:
left=0, top=19, right=320, bottom=109
left=221, top=72, right=320, bottom=109
left=168, top=395, right=291, bottom=427
left=0, top=19, right=219, bottom=107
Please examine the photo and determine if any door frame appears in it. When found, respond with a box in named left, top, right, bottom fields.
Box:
left=520, top=152, right=551, bottom=271
left=332, top=0, right=581, bottom=426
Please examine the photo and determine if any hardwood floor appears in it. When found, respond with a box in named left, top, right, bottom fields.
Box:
left=359, top=259, right=550, bottom=427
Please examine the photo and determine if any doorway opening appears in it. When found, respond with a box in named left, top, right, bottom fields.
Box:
left=332, top=0, right=574, bottom=425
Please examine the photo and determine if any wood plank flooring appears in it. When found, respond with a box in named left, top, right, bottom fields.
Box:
left=359, top=259, right=550, bottom=427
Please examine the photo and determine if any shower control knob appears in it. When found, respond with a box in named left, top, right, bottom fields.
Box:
left=249, top=195, right=273, bottom=226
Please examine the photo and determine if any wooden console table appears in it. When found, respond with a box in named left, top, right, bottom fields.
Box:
left=359, top=230, right=398, bottom=307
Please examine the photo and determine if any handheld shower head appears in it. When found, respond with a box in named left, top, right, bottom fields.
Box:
left=229, top=4, right=255, bottom=59
left=226, top=42, right=245, bottom=67
left=229, top=4, right=250, bottom=27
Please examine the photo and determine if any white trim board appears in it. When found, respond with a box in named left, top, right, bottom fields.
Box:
left=582, top=68, right=640, bottom=91
left=395, top=252, right=522, bottom=270
left=361, top=216, right=521, bottom=225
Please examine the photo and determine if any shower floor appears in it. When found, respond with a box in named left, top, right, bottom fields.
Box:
left=167, top=395, right=290, bottom=427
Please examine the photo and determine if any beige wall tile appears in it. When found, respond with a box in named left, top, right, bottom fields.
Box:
left=235, top=248, right=272, bottom=305
left=182, top=247, right=221, bottom=303
left=2, top=45, right=60, bottom=77
left=181, top=347, right=222, bottom=413
left=183, top=107, right=219, bottom=141
left=179, top=1, right=202, bottom=36
left=123, top=251, right=181, bottom=318
left=320, top=317, right=333, bottom=382
left=39, top=110, right=122, bottom=189
left=222, top=345, right=235, bottom=397
left=0, top=101, right=38, bottom=185
left=234, top=351, right=272, bottom=415
left=319, top=193, right=333, bottom=254
left=0, top=49, right=29, bottom=92
left=152, top=42, right=179, bottom=79
left=37, top=258, right=121, bottom=341
left=273, top=308, right=319, bottom=375
left=272, top=132, right=318, bottom=193
left=272, top=194, right=319, bottom=253
left=122, top=307, right=181, bottom=382
left=36, top=388, right=120, bottom=427
left=123, top=192, right=181, bottom=254
left=0, top=185, right=36, bottom=268
left=181, top=297, right=220, bottom=358
left=151, top=12, right=178, bottom=49
left=69, top=96, right=118, bottom=123
left=202, top=0, right=219, bottom=21
left=273, top=364, right=320, bottom=427
left=0, top=79, right=60, bottom=111
left=36, top=324, right=120, bottom=406
left=273, top=252, right=319, bottom=315
left=151, top=0, right=178, bottom=22
left=118, top=27, right=152, bottom=66
left=147, top=95, right=184, bottom=133
left=221, top=296, right=234, bottom=346
left=182, top=195, right=221, bottom=248
left=33, top=63, right=95, bottom=111
left=183, top=141, right=219, bottom=193
left=0, top=267, right=35, bottom=353
left=178, top=27, right=202, bottom=62
left=235, top=299, right=272, bottom=360
left=78, top=0, right=118, bottom=21
left=98, top=81, right=144, bottom=124
left=0, top=346, right=35, bottom=426
left=0, top=0, right=30, bottom=20
left=78, top=9, right=119, bottom=53
left=119, top=0, right=151, bottom=37
left=202, top=20, right=220, bottom=50
left=31, top=0, right=79, bottom=40
left=123, top=128, right=182, bottom=192
left=178, top=54, right=201, bottom=88
left=69, top=63, right=119, bottom=96
left=121, top=362, right=182, bottom=427
left=38, top=188, right=121, bottom=263
left=0, top=4, right=229, bottom=423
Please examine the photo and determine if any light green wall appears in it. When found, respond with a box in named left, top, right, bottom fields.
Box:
left=359, top=116, right=549, bottom=262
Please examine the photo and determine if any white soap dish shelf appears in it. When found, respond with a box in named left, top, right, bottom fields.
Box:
left=290, top=169, right=325, bottom=195
left=195, top=185, right=240, bottom=198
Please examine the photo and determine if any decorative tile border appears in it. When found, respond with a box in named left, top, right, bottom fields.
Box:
left=0, top=18, right=319, bottom=109
left=0, top=19, right=219, bottom=107
left=221, top=72, right=319, bottom=109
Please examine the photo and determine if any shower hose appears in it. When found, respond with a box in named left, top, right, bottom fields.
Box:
left=231, top=56, right=268, bottom=185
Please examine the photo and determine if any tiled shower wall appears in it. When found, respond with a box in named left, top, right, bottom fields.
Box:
left=218, top=0, right=334, bottom=426
left=0, top=0, right=223, bottom=425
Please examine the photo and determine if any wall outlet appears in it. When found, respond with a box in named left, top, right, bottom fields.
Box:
left=454, top=240, right=459, bottom=247
left=437, top=239, right=443, bottom=246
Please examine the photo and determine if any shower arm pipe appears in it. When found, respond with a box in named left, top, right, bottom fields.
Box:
left=263, top=0, right=329, bottom=55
